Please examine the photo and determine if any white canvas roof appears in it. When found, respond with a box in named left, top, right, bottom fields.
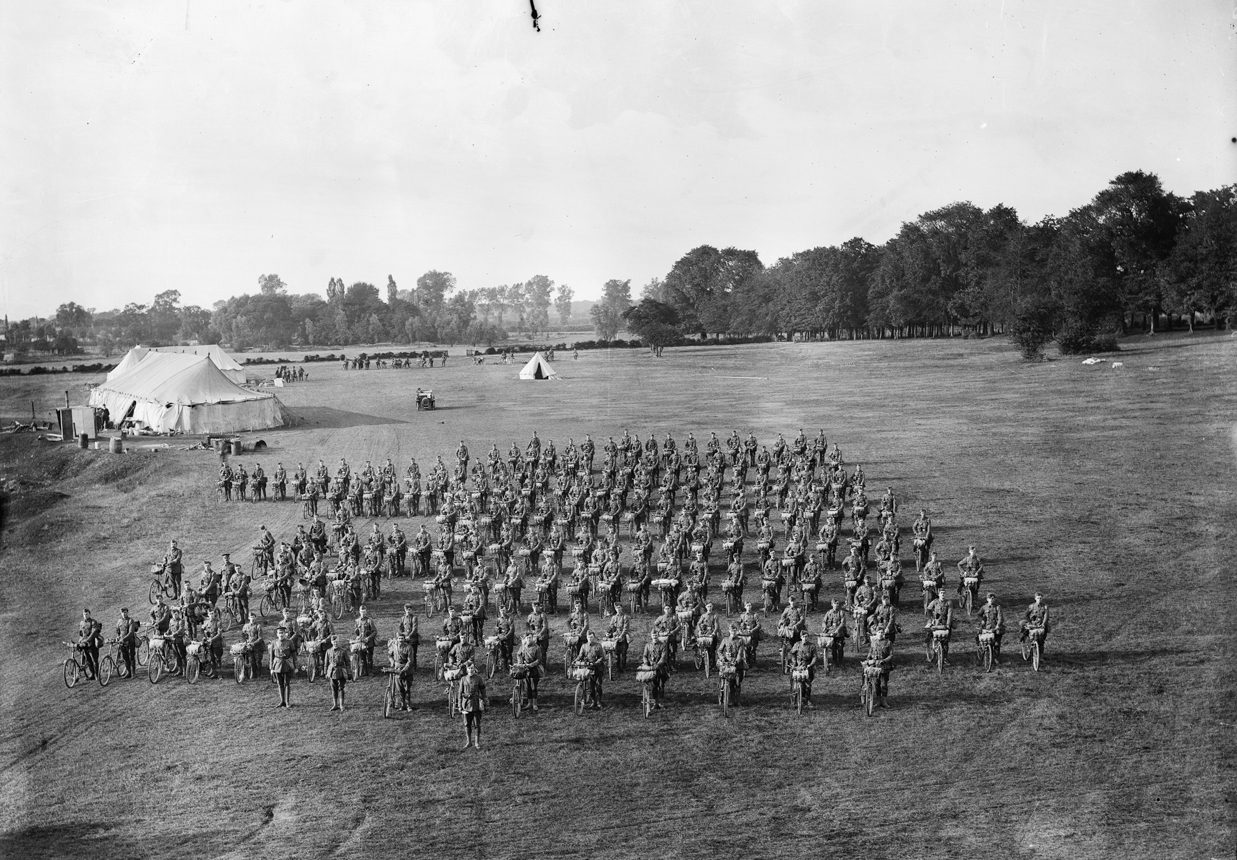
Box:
left=149, top=344, right=247, bottom=384
left=89, top=352, right=289, bottom=434
left=518, top=352, right=558, bottom=380
left=105, top=346, right=150, bottom=382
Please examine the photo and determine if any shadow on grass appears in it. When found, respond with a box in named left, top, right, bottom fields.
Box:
left=290, top=407, right=408, bottom=428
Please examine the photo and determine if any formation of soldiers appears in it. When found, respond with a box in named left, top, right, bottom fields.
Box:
left=71, top=428, right=1053, bottom=737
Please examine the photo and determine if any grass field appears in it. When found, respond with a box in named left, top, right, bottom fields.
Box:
left=1, top=335, right=1233, bottom=860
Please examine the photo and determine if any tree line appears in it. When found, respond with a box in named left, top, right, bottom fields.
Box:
left=11, top=170, right=1232, bottom=360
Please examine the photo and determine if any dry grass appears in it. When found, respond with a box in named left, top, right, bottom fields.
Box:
left=1, top=334, right=1234, bottom=860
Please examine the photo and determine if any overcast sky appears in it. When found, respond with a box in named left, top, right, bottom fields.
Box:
left=2, top=1, right=1234, bottom=319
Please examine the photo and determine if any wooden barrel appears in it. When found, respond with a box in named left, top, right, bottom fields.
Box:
left=78, top=433, right=89, bottom=449
left=230, top=440, right=242, bottom=456
left=109, top=437, right=123, bottom=454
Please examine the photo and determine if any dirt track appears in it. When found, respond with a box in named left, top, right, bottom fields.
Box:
left=1, top=336, right=1233, bottom=859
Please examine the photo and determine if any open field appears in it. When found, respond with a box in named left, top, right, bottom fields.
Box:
left=1, top=335, right=1234, bottom=860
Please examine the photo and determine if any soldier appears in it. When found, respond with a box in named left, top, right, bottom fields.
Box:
left=219, top=463, right=233, bottom=501
left=354, top=607, right=378, bottom=677
left=736, top=601, right=763, bottom=663
left=789, top=630, right=819, bottom=707
left=164, top=540, right=184, bottom=598
left=1021, top=592, right=1051, bottom=653
left=871, top=592, right=899, bottom=642
left=241, top=612, right=265, bottom=675
left=716, top=626, right=748, bottom=696
left=513, top=634, right=543, bottom=711
left=200, top=561, right=222, bottom=608
left=325, top=634, right=349, bottom=711
left=252, top=463, right=267, bottom=501
left=76, top=609, right=102, bottom=679
left=977, top=592, right=1005, bottom=660
left=460, top=661, right=487, bottom=750
left=270, top=626, right=296, bottom=707
left=576, top=630, right=606, bottom=709
left=116, top=607, right=140, bottom=678
left=925, top=591, right=954, bottom=663
left=273, top=462, right=287, bottom=501
left=865, top=626, right=893, bottom=707
left=493, top=604, right=516, bottom=670
left=389, top=631, right=416, bottom=711
left=820, top=598, right=848, bottom=666
left=526, top=603, right=551, bottom=670
left=695, top=602, right=721, bottom=669
left=650, top=604, right=682, bottom=664
left=606, top=601, right=631, bottom=672
left=639, top=631, right=672, bottom=709
left=397, top=603, right=420, bottom=669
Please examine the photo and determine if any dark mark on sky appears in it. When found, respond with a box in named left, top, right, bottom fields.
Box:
left=529, top=0, right=541, bottom=32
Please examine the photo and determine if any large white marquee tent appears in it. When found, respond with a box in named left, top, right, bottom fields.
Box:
left=105, top=344, right=247, bottom=385
left=90, top=352, right=289, bottom=434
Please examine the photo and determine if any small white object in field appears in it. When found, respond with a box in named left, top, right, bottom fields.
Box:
left=1082, top=358, right=1103, bottom=365
left=1111, top=362, right=1123, bottom=368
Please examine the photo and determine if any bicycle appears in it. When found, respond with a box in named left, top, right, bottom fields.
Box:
left=717, top=662, right=739, bottom=717
left=98, top=637, right=131, bottom=686
left=443, top=664, right=465, bottom=718
left=510, top=662, right=534, bottom=718
left=484, top=635, right=507, bottom=679
left=230, top=641, right=256, bottom=683
left=570, top=662, right=597, bottom=715
left=976, top=629, right=997, bottom=672
left=218, top=591, right=244, bottom=631
left=927, top=626, right=950, bottom=674
left=859, top=660, right=881, bottom=717
left=791, top=666, right=811, bottom=715
left=601, top=637, right=622, bottom=680
left=302, top=639, right=324, bottom=682
left=636, top=666, right=658, bottom=718
left=62, top=641, right=95, bottom=689
left=147, top=634, right=177, bottom=684
left=328, top=579, right=352, bottom=621
left=258, top=580, right=288, bottom=618
left=382, top=667, right=400, bottom=718
left=1021, top=626, right=1045, bottom=672
left=692, top=635, right=714, bottom=678
left=818, top=633, right=841, bottom=675
left=147, top=562, right=179, bottom=604
left=961, top=576, right=979, bottom=615
left=432, top=637, right=453, bottom=681
left=423, top=582, right=448, bottom=619
left=185, top=639, right=217, bottom=683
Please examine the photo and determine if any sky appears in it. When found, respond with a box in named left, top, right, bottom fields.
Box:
left=2, top=0, right=1234, bottom=319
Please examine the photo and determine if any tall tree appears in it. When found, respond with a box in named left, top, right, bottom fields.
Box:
left=661, top=246, right=763, bottom=336
left=524, top=274, right=554, bottom=337
left=1162, top=185, right=1237, bottom=329
left=554, top=284, right=575, bottom=328
left=590, top=279, right=632, bottom=341
left=258, top=274, right=287, bottom=296
left=416, top=271, right=456, bottom=316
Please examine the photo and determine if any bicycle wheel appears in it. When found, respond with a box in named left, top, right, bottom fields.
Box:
left=794, top=684, right=804, bottom=715
left=936, top=642, right=945, bottom=675
left=693, top=647, right=704, bottom=672
left=307, top=655, right=318, bottom=683
left=1021, top=637, right=1032, bottom=662
left=63, top=658, right=79, bottom=689
left=234, top=656, right=245, bottom=684
left=332, top=595, right=344, bottom=621
left=137, top=637, right=150, bottom=667
left=222, top=607, right=236, bottom=633
left=642, top=684, right=652, bottom=718
left=148, top=581, right=161, bottom=605
left=563, top=649, right=571, bottom=679
left=574, top=681, right=585, bottom=716
left=486, top=650, right=497, bottom=679
left=351, top=653, right=362, bottom=680
left=513, top=681, right=522, bottom=719
left=424, top=594, right=435, bottom=619
left=186, top=657, right=200, bottom=684
left=862, top=682, right=874, bottom=717
left=434, top=654, right=444, bottom=681
left=447, top=684, right=457, bottom=718
left=149, top=654, right=164, bottom=685
left=984, top=644, right=994, bottom=673
left=607, top=651, right=615, bottom=681
left=384, top=679, right=394, bottom=719
left=721, top=680, right=731, bottom=718
left=98, top=655, right=114, bottom=687
left=1031, top=640, right=1040, bottom=672
left=962, top=588, right=973, bottom=615
left=259, top=594, right=274, bottom=619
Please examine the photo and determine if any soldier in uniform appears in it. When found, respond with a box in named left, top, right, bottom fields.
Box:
left=459, top=661, right=487, bottom=750
left=820, top=598, right=848, bottom=666
left=76, top=609, right=103, bottom=679
left=576, top=630, right=606, bottom=709
left=639, top=631, right=672, bottom=709
left=397, top=603, right=420, bottom=669
left=354, top=607, right=378, bottom=677
left=605, top=601, right=631, bottom=672
left=271, top=625, right=296, bottom=707
left=526, top=604, right=550, bottom=670
left=1021, top=592, right=1051, bottom=653
left=389, top=631, right=416, bottom=711
left=165, top=540, right=184, bottom=598
left=788, top=629, right=819, bottom=707
left=865, top=626, right=893, bottom=707
left=871, top=592, right=899, bottom=642
left=116, top=607, right=141, bottom=678
left=977, top=592, right=1005, bottom=660
left=325, top=634, right=349, bottom=711
left=736, top=601, right=763, bottom=664
left=925, top=591, right=954, bottom=663
left=513, top=634, right=543, bottom=711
